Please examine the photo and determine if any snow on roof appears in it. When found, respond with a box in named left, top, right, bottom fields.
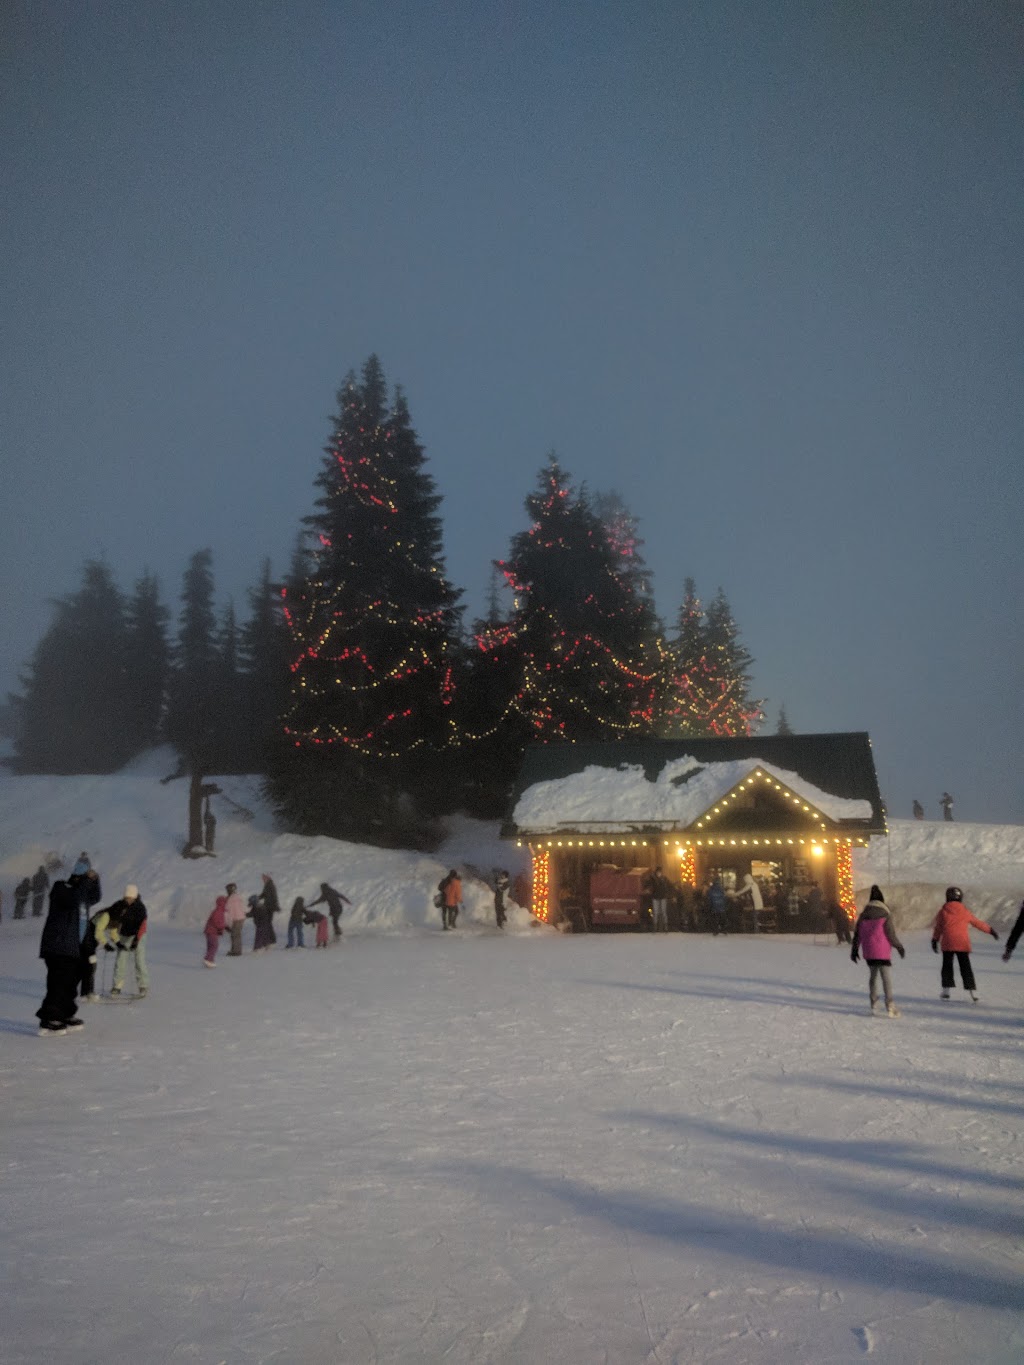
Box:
left=512, top=755, right=874, bottom=832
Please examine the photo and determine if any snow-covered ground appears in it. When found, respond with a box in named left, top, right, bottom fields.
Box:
left=1, top=757, right=1023, bottom=1363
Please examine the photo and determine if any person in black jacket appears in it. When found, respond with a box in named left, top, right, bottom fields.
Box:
left=14, top=876, right=31, bottom=919
left=36, top=880, right=83, bottom=1034
left=109, top=886, right=149, bottom=997
left=1002, top=899, right=1024, bottom=963
left=308, top=883, right=352, bottom=939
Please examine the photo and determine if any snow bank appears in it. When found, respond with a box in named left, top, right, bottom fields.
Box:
left=0, top=754, right=533, bottom=934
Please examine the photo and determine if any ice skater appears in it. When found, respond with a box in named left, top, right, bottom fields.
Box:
left=931, top=886, right=998, bottom=1001
left=36, top=878, right=84, bottom=1035
left=286, top=896, right=307, bottom=948
left=1001, top=898, right=1024, bottom=963
left=204, top=895, right=227, bottom=966
left=851, top=885, right=905, bottom=1016
left=303, top=906, right=330, bottom=947
left=307, top=882, right=351, bottom=939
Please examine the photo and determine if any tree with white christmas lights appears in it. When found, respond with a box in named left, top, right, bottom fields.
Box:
left=661, top=578, right=761, bottom=737
left=267, top=356, right=462, bottom=843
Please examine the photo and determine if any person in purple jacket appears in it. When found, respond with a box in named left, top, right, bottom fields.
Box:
left=851, top=885, right=906, bottom=1017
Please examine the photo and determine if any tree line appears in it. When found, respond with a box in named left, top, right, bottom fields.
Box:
left=9, top=355, right=763, bottom=847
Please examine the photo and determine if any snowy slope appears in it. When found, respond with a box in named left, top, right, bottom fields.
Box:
left=0, top=749, right=534, bottom=933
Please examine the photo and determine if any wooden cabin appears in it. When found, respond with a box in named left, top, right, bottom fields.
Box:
left=505, top=734, right=887, bottom=932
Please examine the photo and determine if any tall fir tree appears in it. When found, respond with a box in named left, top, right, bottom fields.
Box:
left=268, top=356, right=462, bottom=843
left=474, top=456, right=661, bottom=757
left=165, top=549, right=220, bottom=768
left=775, top=704, right=794, bottom=735
left=15, top=559, right=134, bottom=773
left=123, top=570, right=170, bottom=755
left=662, top=580, right=761, bottom=736
left=238, top=558, right=290, bottom=771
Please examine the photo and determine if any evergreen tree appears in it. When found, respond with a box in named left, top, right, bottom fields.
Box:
left=165, top=549, right=219, bottom=769
left=662, top=580, right=761, bottom=736
left=15, top=559, right=133, bottom=772
left=124, top=571, right=170, bottom=754
left=776, top=704, right=794, bottom=735
left=592, top=489, right=658, bottom=619
left=239, top=558, right=290, bottom=770
left=268, top=356, right=462, bottom=843
left=211, top=599, right=246, bottom=770
left=475, top=456, right=661, bottom=755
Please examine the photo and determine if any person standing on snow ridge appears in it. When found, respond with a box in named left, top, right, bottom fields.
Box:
left=223, top=883, right=246, bottom=955
left=203, top=894, right=228, bottom=967
left=912, top=799, right=924, bottom=820
left=36, top=879, right=84, bottom=1035
left=1000, top=898, right=1024, bottom=963
left=940, top=792, right=954, bottom=821
left=931, top=886, right=998, bottom=1001
left=851, top=885, right=905, bottom=1016
left=439, top=870, right=462, bottom=930
left=307, top=883, right=352, bottom=940
left=110, top=885, right=149, bottom=998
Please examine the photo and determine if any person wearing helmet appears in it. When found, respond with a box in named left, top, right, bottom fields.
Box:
left=931, top=887, right=999, bottom=1001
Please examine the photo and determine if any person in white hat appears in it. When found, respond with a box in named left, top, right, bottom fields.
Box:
left=109, top=884, right=149, bottom=998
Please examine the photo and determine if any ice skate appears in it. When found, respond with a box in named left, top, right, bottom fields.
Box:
left=969, top=991, right=979, bottom=1002
left=63, top=1018, right=85, bottom=1030
left=38, top=1020, right=68, bottom=1036
left=940, top=990, right=950, bottom=999
left=886, top=1004, right=901, bottom=1018
left=869, top=999, right=879, bottom=1015
left=203, top=960, right=216, bottom=968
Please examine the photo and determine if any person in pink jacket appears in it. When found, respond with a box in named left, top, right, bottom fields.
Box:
left=222, top=883, right=247, bottom=957
left=851, top=885, right=905, bottom=1016
left=931, top=886, right=999, bottom=1001
left=204, top=895, right=227, bottom=967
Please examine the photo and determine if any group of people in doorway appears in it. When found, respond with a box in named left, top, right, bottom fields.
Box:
left=34, top=852, right=149, bottom=1035
left=202, top=877, right=352, bottom=965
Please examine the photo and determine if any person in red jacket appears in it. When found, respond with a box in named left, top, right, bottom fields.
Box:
left=931, top=886, right=999, bottom=1001
left=204, top=895, right=227, bottom=967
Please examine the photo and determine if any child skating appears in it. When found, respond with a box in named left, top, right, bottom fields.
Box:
left=931, top=886, right=999, bottom=1001
left=304, top=906, right=330, bottom=947
left=851, top=885, right=905, bottom=1016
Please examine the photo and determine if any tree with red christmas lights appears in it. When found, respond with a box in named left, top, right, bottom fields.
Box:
left=474, top=456, right=661, bottom=755
left=267, top=356, right=462, bottom=843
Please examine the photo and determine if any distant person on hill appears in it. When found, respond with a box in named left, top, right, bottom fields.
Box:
left=1000, top=898, right=1024, bottom=964
left=851, top=885, right=905, bottom=1017
left=223, top=883, right=246, bottom=956
left=203, top=800, right=217, bottom=854
left=912, top=799, right=924, bottom=820
left=931, top=886, right=998, bottom=1001
left=203, top=894, right=228, bottom=967
left=110, top=885, right=149, bottom=998
left=940, top=792, right=954, bottom=822
left=14, top=876, right=31, bottom=919
left=36, top=879, right=84, bottom=1035
left=307, top=883, right=351, bottom=940
left=31, top=865, right=50, bottom=917
left=286, top=896, right=307, bottom=948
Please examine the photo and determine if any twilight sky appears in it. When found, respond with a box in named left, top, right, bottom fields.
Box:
left=2, top=1, right=1022, bottom=823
